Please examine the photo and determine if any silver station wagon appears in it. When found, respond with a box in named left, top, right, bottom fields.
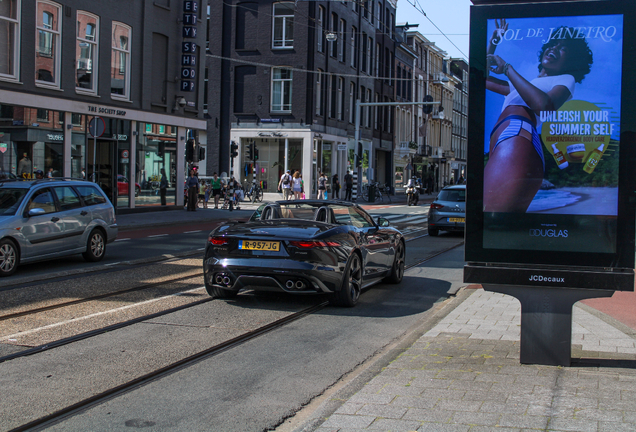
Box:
left=0, top=178, right=118, bottom=276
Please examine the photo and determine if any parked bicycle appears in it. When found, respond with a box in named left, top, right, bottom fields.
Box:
left=244, top=180, right=263, bottom=203
left=361, top=181, right=386, bottom=203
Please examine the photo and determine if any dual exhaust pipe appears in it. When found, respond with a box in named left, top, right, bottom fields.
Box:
left=286, top=279, right=306, bottom=290
left=215, top=273, right=232, bottom=287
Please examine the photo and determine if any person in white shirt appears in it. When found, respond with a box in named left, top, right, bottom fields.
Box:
left=278, top=170, right=293, bottom=200
left=485, top=20, right=593, bottom=213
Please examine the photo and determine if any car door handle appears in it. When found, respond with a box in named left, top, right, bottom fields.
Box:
left=81, top=211, right=88, bottom=216
left=51, top=217, right=60, bottom=222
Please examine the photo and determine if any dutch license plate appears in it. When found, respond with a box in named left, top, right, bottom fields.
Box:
left=448, top=217, right=465, bottom=223
left=239, top=240, right=280, bottom=251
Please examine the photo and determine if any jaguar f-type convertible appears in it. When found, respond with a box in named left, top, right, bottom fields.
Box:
left=203, top=200, right=405, bottom=307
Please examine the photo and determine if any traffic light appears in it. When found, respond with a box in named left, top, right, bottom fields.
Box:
left=254, top=146, right=259, bottom=161
left=424, top=94, right=434, bottom=114
left=230, top=141, right=239, bottom=158
left=185, top=139, right=195, bottom=162
left=198, top=146, right=205, bottom=161
left=193, top=142, right=200, bottom=163
left=247, top=143, right=254, bottom=160
left=355, top=142, right=362, bottom=168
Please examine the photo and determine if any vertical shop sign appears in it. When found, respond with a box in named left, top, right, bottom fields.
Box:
left=181, top=1, right=198, bottom=92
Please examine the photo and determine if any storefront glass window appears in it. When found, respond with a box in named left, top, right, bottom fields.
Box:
left=242, top=137, right=302, bottom=193
left=0, top=104, right=64, bottom=179
left=138, top=122, right=176, bottom=207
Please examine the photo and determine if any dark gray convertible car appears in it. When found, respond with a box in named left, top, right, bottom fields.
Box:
left=203, top=200, right=405, bottom=307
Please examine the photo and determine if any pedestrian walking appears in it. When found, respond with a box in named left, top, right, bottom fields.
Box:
left=204, top=181, right=211, bottom=208
left=292, top=171, right=302, bottom=200
left=317, top=172, right=327, bottom=200
left=210, top=172, right=223, bottom=209
left=300, top=173, right=305, bottom=199
left=278, top=169, right=293, bottom=200
left=159, top=168, right=168, bottom=206
left=198, top=179, right=207, bottom=209
left=344, top=170, right=353, bottom=201
left=186, top=169, right=198, bottom=211
left=332, top=174, right=340, bottom=200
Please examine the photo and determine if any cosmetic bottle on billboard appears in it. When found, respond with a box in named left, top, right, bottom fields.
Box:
left=551, top=144, right=569, bottom=169
left=583, top=143, right=605, bottom=174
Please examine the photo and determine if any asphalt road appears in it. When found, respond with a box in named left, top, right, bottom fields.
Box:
left=36, top=244, right=466, bottom=432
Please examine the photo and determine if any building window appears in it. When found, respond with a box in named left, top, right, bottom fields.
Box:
left=272, top=2, right=294, bottom=49
left=360, top=85, right=365, bottom=126
left=111, top=22, right=131, bottom=98
left=366, top=88, right=371, bottom=127
left=36, top=1, right=61, bottom=87
left=376, top=2, right=381, bottom=29
left=375, top=42, right=380, bottom=77
left=337, top=77, right=344, bottom=120
left=338, top=19, right=345, bottom=62
left=349, top=82, right=355, bottom=123
left=271, top=67, right=292, bottom=112
left=315, top=69, right=323, bottom=116
left=374, top=93, right=379, bottom=129
left=329, top=75, right=336, bottom=118
left=76, top=11, right=98, bottom=93
left=316, top=5, right=323, bottom=53
left=367, top=36, right=372, bottom=75
left=330, top=13, right=337, bottom=58
left=361, top=33, right=367, bottom=73
left=36, top=108, right=49, bottom=122
left=0, top=0, right=20, bottom=81
left=351, top=26, right=357, bottom=68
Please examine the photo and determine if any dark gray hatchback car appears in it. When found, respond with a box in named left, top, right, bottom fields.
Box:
left=0, top=178, right=118, bottom=276
left=427, top=185, right=466, bottom=236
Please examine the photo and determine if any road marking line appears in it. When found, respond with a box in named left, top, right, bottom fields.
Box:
left=184, top=230, right=202, bottom=233
left=148, top=234, right=169, bottom=238
left=0, top=287, right=206, bottom=341
left=114, top=238, right=131, bottom=242
left=105, top=262, right=121, bottom=266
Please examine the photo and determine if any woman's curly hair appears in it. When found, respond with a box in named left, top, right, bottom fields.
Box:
left=537, top=26, right=593, bottom=83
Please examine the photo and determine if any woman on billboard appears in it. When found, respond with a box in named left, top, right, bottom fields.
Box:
left=484, top=20, right=593, bottom=212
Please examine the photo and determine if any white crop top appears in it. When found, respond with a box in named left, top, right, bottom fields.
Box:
left=501, top=74, right=576, bottom=122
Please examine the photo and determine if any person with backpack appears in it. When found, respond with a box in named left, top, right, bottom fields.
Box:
left=344, top=170, right=353, bottom=201
left=278, top=169, right=293, bottom=200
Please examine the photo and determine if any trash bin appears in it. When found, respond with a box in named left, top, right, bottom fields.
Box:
left=368, top=183, right=376, bottom=203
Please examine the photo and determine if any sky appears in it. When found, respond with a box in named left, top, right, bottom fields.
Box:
left=395, top=0, right=472, bottom=60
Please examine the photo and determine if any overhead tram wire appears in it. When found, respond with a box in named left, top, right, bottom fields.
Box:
left=404, top=0, right=468, bottom=60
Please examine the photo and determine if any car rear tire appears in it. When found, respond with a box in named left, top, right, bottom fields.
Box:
left=82, top=229, right=106, bottom=262
left=205, top=283, right=239, bottom=299
left=135, top=186, right=140, bottom=197
left=0, top=238, right=19, bottom=277
left=329, top=253, right=362, bottom=307
left=428, top=227, right=439, bottom=237
left=384, top=241, right=405, bottom=284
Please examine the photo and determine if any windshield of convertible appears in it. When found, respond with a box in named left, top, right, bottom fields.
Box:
left=0, top=188, right=28, bottom=216
left=250, top=202, right=375, bottom=228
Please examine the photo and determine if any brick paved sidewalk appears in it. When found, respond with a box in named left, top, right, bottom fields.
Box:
left=312, top=289, right=636, bottom=432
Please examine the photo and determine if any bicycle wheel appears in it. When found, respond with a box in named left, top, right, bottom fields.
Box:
left=254, top=189, right=262, bottom=203
left=361, top=191, right=369, bottom=202
left=385, top=189, right=391, bottom=203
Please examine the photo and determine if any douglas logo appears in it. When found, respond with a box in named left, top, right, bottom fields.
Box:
left=529, top=275, right=565, bottom=283
left=529, top=229, right=568, bottom=238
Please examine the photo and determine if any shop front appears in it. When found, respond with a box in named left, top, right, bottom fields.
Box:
left=232, top=129, right=349, bottom=199
left=0, top=91, right=207, bottom=212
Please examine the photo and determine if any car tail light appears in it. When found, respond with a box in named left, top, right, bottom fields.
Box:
left=430, top=203, right=444, bottom=210
left=289, top=240, right=340, bottom=249
left=209, top=236, right=228, bottom=246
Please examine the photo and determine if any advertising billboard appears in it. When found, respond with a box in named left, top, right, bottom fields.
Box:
left=465, top=0, right=636, bottom=283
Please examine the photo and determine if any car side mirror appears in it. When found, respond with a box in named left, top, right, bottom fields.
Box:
left=28, top=208, right=46, bottom=217
left=377, top=217, right=390, bottom=227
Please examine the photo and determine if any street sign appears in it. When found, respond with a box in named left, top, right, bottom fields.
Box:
left=337, top=144, right=347, bottom=151
left=88, top=117, right=105, bottom=138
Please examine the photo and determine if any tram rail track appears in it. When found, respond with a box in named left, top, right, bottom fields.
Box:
left=4, top=238, right=464, bottom=431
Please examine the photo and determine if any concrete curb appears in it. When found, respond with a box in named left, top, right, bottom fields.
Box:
left=283, top=287, right=476, bottom=432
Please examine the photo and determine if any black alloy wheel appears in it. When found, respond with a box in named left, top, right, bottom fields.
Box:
left=428, top=227, right=439, bottom=237
left=384, top=241, right=405, bottom=284
left=82, top=229, right=106, bottom=262
left=330, top=253, right=363, bottom=307
left=0, top=238, right=19, bottom=276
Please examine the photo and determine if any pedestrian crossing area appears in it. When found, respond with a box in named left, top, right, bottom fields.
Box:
left=369, top=209, right=429, bottom=236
